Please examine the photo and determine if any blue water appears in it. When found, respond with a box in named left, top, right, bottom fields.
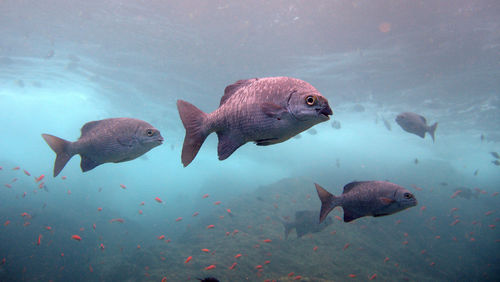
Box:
left=1, top=1, right=499, bottom=281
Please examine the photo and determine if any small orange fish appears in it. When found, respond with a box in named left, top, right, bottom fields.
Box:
left=175, top=217, right=182, bottom=222
left=202, top=194, right=209, bottom=199
left=206, top=224, right=215, bottom=229
left=71, top=235, right=82, bottom=241
left=0, top=258, right=5, bottom=265
left=97, top=207, right=102, bottom=211
left=348, top=274, right=356, bottom=278
left=137, top=245, right=141, bottom=249
left=384, top=257, right=389, bottom=263
left=155, top=197, right=163, bottom=203
left=402, top=240, right=408, bottom=245
left=226, top=209, right=232, bottom=214
left=61, top=253, right=64, bottom=257
left=140, top=201, right=145, bottom=205
left=23, top=169, right=31, bottom=176
left=288, top=272, right=295, bottom=277
left=93, top=224, right=96, bottom=230
left=369, top=273, right=377, bottom=280
left=450, top=190, right=461, bottom=199
left=120, top=184, right=126, bottom=189
left=485, top=210, right=494, bottom=216
left=4, top=220, right=10, bottom=226
left=313, top=246, right=318, bottom=251
left=110, top=218, right=124, bottom=223
left=61, top=176, right=67, bottom=180
left=450, top=219, right=460, bottom=226
left=4, top=184, right=12, bottom=188
left=11, top=178, right=17, bottom=182
left=12, top=166, right=20, bottom=170
left=229, top=262, right=237, bottom=270
left=343, top=243, right=350, bottom=250
left=234, top=254, right=242, bottom=259
left=158, top=235, right=165, bottom=240
left=89, top=265, right=93, bottom=272
left=294, top=276, right=302, bottom=280
left=204, top=264, right=216, bottom=270
left=45, top=226, right=52, bottom=231
left=201, top=248, right=210, bottom=252
left=255, top=265, right=263, bottom=269
left=264, top=260, right=270, bottom=264
left=262, top=239, right=272, bottom=243
left=67, top=189, right=71, bottom=195
left=37, top=234, right=42, bottom=245
left=138, top=210, right=143, bottom=215
left=214, top=201, right=221, bottom=205
left=492, top=192, right=499, bottom=196
left=100, top=243, right=105, bottom=250
left=22, top=192, right=26, bottom=198
left=184, top=256, right=192, bottom=263
left=161, top=277, right=167, bottom=282
left=193, top=212, right=199, bottom=217
left=35, top=175, right=45, bottom=183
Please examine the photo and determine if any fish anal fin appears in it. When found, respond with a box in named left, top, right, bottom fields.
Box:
left=80, top=155, right=101, bottom=172
left=261, top=102, right=287, bottom=119
left=343, top=208, right=362, bottom=222
left=217, top=131, right=245, bottom=161
left=255, top=138, right=279, bottom=146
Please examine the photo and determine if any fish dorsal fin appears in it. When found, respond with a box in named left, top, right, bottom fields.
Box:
left=81, top=120, right=102, bottom=135
left=220, top=79, right=258, bottom=106
left=343, top=181, right=366, bottom=194
left=80, top=155, right=101, bottom=172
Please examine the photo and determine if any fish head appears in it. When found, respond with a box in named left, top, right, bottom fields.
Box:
left=287, top=89, right=333, bottom=123
left=395, top=113, right=407, bottom=125
left=137, top=125, right=164, bottom=149
left=394, top=187, right=418, bottom=209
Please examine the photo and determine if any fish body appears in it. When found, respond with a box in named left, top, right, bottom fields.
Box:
left=395, top=112, right=437, bottom=142
left=283, top=210, right=333, bottom=238
left=315, top=181, right=417, bottom=223
left=490, top=152, right=500, bottom=159
left=492, top=160, right=500, bottom=166
left=177, top=77, right=333, bottom=166
left=42, top=118, right=163, bottom=177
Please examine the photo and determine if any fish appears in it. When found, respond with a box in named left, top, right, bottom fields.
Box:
left=493, top=160, right=500, bottom=166
left=331, top=120, right=341, bottom=129
left=395, top=112, right=438, bottom=142
left=177, top=77, right=333, bottom=166
left=490, top=152, right=500, bottom=159
left=197, top=277, right=219, bottom=282
left=414, top=158, right=419, bottom=165
left=42, top=118, right=163, bottom=177
left=307, top=128, right=317, bottom=135
left=453, top=187, right=480, bottom=199
left=282, top=210, right=333, bottom=239
left=315, top=181, right=417, bottom=223
left=382, top=116, right=391, bottom=131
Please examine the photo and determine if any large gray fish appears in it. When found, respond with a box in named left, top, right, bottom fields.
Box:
left=42, top=118, right=164, bottom=177
left=283, top=210, right=333, bottom=239
left=177, top=77, right=333, bottom=166
left=315, top=181, right=417, bottom=223
left=395, top=112, right=438, bottom=142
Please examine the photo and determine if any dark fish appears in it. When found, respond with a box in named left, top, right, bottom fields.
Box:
left=197, top=278, right=219, bottom=282
left=473, top=169, right=479, bottom=176
left=395, top=112, right=438, bottom=142
left=307, top=128, right=317, bottom=135
left=382, top=116, right=391, bottom=131
left=490, top=152, right=500, bottom=159
left=315, top=181, right=417, bottom=223
left=177, top=77, right=333, bottom=166
left=453, top=187, right=479, bottom=199
left=480, top=134, right=485, bottom=142
left=331, top=120, right=341, bottom=129
left=492, top=160, right=500, bottom=166
left=414, top=158, right=419, bottom=165
left=439, top=182, right=448, bottom=186
left=283, top=210, right=333, bottom=238
left=42, top=118, right=163, bottom=177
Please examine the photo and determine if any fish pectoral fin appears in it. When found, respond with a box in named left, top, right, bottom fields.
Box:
left=80, top=155, right=101, bottom=172
left=373, top=213, right=390, bottom=217
left=379, top=197, right=395, bottom=205
left=261, top=102, right=288, bottom=119
left=116, top=137, right=136, bottom=147
left=255, top=138, right=279, bottom=146
left=343, top=209, right=363, bottom=222
left=217, top=131, right=245, bottom=161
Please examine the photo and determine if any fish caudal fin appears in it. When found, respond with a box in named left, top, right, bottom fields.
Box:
left=315, top=183, right=339, bottom=224
left=177, top=100, right=209, bottom=167
left=41, top=134, right=74, bottom=177
left=428, top=122, right=438, bottom=142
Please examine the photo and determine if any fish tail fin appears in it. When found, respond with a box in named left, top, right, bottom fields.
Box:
left=428, top=122, right=438, bottom=142
left=41, top=134, right=74, bottom=177
left=315, top=183, right=340, bottom=224
left=177, top=100, right=209, bottom=167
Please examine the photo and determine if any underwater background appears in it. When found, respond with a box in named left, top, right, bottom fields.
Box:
left=1, top=0, right=499, bottom=281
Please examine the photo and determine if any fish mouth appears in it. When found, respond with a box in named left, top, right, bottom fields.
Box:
left=318, top=105, right=333, bottom=120
left=157, top=137, right=164, bottom=144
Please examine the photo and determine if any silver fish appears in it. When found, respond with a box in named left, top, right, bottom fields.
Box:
left=42, top=118, right=163, bottom=177
left=396, top=112, right=438, bottom=142
left=315, top=181, right=417, bottom=223
left=177, top=77, right=333, bottom=166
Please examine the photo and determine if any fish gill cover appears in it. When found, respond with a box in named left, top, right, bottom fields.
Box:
left=0, top=0, right=499, bottom=281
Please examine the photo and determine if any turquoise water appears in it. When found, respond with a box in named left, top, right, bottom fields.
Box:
left=1, top=1, right=499, bottom=281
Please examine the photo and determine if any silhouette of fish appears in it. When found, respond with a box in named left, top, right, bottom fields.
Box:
left=177, top=77, right=333, bottom=166
left=315, top=181, right=417, bottom=223
left=42, top=118, right=163, bottom=177
left=283, top=210, right=333, bottom=238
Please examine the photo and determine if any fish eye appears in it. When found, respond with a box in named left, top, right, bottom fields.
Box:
left=146, top=129, right=154, bottom=136
left=305, top=95, right=317, bottom=106
left=404, top=193, right=412, bottom=199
